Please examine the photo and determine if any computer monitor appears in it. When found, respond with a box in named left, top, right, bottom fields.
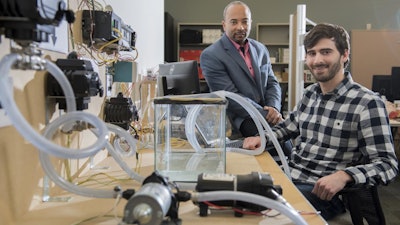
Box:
left=372, top=75, right=393, bottom=101
left=391, top=67, right=400, bottom=101
left=158, top=60, right=201, bottom=96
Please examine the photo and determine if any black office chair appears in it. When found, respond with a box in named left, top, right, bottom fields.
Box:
left=339, top=185, right=386, bottom=225
left=279, top=82, right=289, bottom=117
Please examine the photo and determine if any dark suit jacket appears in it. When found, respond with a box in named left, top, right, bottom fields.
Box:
left=200, top=33, right=281, bottom=130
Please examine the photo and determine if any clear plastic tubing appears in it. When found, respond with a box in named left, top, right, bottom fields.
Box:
left=39, top=123, right=145, bottom=198
left=39, top=149, right=119, bottom=199
left=0, top=53, right=108, bottom=159
left=42, top=111, right=108, bottom=158
left=213, top=91, right=291, bottom=178
left=184, top=90, right=290, bottom=178
left=184, top=92, right=266, bottom=155
left=105, top=123, right=145, bottom=183
left=194, top=191, right=308, bottom=225
left=185, top=104, right=205, bottom=153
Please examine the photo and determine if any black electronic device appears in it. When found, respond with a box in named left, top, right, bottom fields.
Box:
left=390, top=67, right=400, bottom=101
left=122, top=171, right=189, bottom=225
left=46, top=57, right=104, bottom=110
left=103, top=92, right=138, bottom=130
left=372, top=75, right=393, bottom=101
left=179, top=29, right=202, bottom=44
left=81, top=10, right=136, bottom=53
left=158, top=60, right=200, bottom=96
left=195, top=171, right=282, bottom=217
left=0, top=0, right=75, bottom=43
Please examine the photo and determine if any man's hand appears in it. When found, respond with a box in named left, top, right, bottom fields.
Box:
left=312, top=171, right=353, bottom=201
left=263, top=106, right=283, bottom=125
left=242, top=136, right=262, bottom=150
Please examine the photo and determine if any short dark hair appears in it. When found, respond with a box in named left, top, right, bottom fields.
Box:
left=304, top=23, right=350, bottom=68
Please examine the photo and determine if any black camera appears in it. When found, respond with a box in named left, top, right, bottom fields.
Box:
left=0, top=0, right=74, bottom=43
left=46, top=58, right=104, bottom=110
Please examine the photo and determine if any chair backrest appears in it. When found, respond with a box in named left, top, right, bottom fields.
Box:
left=279, top=82, right=289, bottom=116
left=340, top=186, right=386, bottom=225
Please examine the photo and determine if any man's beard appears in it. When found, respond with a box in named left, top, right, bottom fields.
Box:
left=310, top=57, right=341, bottom=83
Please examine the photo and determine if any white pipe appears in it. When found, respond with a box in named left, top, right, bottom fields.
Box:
left=105, top=123, right=145, bottom=183
left=212, top=91, right=291, bottom=179
left=219, top=91, right=291, bottom=178
left=214, top=91, right=291, bottom=178
left=42, top=111, right=108, bottom=158
left=182, top=91, right=291, bottom=178
left=0, top=53, right=108, bottom=159
left=213, top=91, right=266, bottom=155
left=185, top=105, right=204, bottom=153
left=184, top=92, right=266, bottom=155
left=39, top=123, right=144, bottom=199
left=193, top=191, right=307, bottom=225
left=39, top=150, right=119, bottom=199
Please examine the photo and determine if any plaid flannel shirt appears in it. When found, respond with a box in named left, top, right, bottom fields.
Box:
left=274, top=72, right=398, bottom=186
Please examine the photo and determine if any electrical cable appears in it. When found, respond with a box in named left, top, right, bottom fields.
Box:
left=203, top=201, right=280, bottom=217
left=70, top=193, right=123, bottom=225
left=192, top=191, right=308, bottom=225
left=76, top=172, right=131, bottom=186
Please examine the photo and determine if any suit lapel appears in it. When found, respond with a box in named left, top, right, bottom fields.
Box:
left=221, top=35, right=255, bottom=82
left=249, top=41, right=261, bottom=81
left=248, top=40, right=264, bottom=102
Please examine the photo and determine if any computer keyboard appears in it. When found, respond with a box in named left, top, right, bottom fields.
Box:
left=225, top=139, right=278, bottom=150
left=225, top=139, right=244, bottom=148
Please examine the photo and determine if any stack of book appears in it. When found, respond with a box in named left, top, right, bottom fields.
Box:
left=278, top=48, right=290, bottom=63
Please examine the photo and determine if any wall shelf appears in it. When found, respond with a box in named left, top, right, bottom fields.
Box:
left=256, top=22, right=314, bottom=113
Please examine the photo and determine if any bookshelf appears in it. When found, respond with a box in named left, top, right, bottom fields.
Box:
left=256, top=23, right=314, bottom=82
left=177, top=23, right=223, bottom=79
left=256, top=22, right=315, bottom=113
left=256, top=23, right=291, bottom=83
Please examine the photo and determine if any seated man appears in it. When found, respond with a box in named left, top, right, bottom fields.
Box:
left=243, top=23, right=399, bottom=220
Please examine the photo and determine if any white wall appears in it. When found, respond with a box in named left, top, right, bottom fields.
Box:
left=111, top=0, right=164, bottom=75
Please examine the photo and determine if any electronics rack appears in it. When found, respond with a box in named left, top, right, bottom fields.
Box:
left=81, top=10, right=136, bottom=53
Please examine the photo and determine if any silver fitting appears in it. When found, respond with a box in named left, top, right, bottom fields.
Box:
left=11, top=42, right=47, bottom=70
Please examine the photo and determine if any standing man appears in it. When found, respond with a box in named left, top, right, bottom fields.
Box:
left=243, top=23, right=399, bottom=220
left=200, top=1, right=282, bottom=137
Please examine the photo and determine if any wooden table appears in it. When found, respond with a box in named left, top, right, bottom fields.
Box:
left=13, top=151, right=327, bottom=225
left=177, top=152, right=327, bottom=225
left=390, top=119, right=400, bottom=127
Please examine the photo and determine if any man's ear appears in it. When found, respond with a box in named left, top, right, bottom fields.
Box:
left=343, top=49, right=350, bottom=61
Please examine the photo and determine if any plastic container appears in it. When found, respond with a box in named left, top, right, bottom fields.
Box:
left=153, top=93, right=227, bottom=183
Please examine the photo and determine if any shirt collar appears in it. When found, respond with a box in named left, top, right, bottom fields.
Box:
left=228, top=37, right=249, bottom=53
